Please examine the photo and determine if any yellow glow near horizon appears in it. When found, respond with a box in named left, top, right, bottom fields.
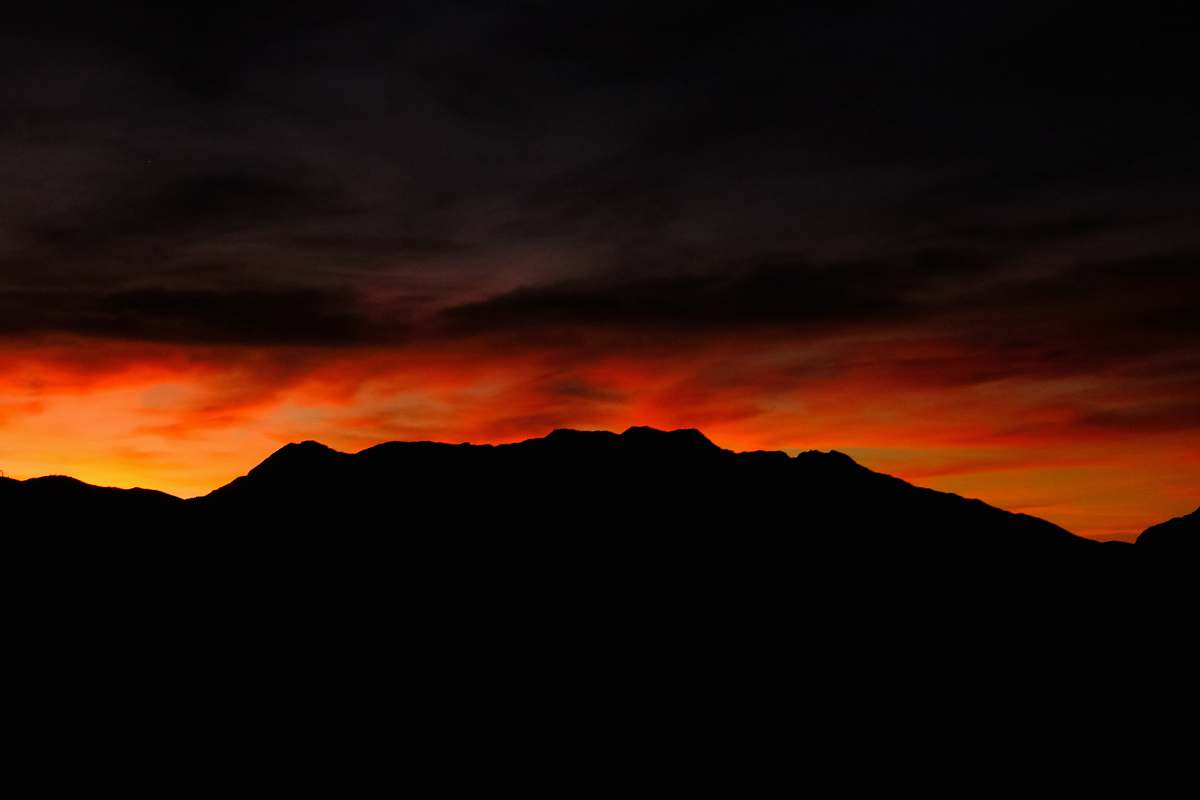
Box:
left=2, top=336, right=1196, bottom=540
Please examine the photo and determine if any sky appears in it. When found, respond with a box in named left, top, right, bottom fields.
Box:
left=1, top=2, right=1197, bottom=539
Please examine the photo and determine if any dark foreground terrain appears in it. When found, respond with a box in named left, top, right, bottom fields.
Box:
left=5, top=426, right=1192, bottom=748
left=4, top=423, right=1193, bottom=648
left=4, top=426, right=1191, bottom=561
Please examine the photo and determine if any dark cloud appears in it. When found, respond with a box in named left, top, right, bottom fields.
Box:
left=442, top=248, right=1002, bottom=333
left=437, top=247, right=1200, bottom=402
left=25, top=165, right=337, bottom=249
left=440, top=245, right=1058, bottom=340
left=0, top=286, right=379, bottom=346
left=1078, top=401, right=1200, bottom=435
left=949, top=253, right=1200, bottom=356
left=0, top=1, right=1195, bottom=380
left=283, top=233, right=467, bottom=260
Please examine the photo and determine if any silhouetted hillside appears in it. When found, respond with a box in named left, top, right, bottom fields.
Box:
left=11, top=426, right=1193, bottom=575
left=13, top=422, right=1195, bottom=673
left=1, top=474, right=183, bottom=518
left=188, top=426, right=1096, bottom=562
left=1137, top=507, right=1198, bottom=554
left=7, top=426, right=1112, bottom=559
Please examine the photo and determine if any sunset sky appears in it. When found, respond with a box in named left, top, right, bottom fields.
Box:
left=2, top=3, right=1197, bottom=539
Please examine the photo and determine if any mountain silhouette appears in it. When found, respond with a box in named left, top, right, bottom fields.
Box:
left=207, top=427, right=1076, bottom=547
left=6, top=426, right=1194, bottom=571
left=1136, top=506, right=1198, bottom=555
left=2, top=426, right=1116, bottom=554
left=1, top=474, right=182, bottom=516
left=8, top=426, right=1189, bottom=697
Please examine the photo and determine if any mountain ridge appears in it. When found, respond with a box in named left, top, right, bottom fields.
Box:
left=1136, top=506, right=1199, bottom=553
left=2, top=426, right=1193, bottom=557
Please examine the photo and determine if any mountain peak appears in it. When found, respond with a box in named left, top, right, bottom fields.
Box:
left=8, top=425, right=1130, bottom=562
left=619, top=426, right=720, bottom=450
left=249, top=440, right=346, bottom=476
left=794, top=449, right=863, bottom=469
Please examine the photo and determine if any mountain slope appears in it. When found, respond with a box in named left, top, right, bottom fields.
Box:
left=2, top=474, right=183, bottom=519
left=1137, top=507, right=1199, bottom=554
left=3, top=426, right=1140, bottom=564
left=182, top=426, right=1097, bottom=558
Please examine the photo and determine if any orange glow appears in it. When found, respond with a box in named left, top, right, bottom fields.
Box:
left=1, top=334, right=1196, bottom=541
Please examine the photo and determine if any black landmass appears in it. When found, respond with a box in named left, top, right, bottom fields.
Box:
left=1136, top=505, right=1199, bottom=554
left=4, top=426, right=1191, bottom=564
left=0, top=475, right=181, bottom=516
left=6, top=426, right=1190, bottom=730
